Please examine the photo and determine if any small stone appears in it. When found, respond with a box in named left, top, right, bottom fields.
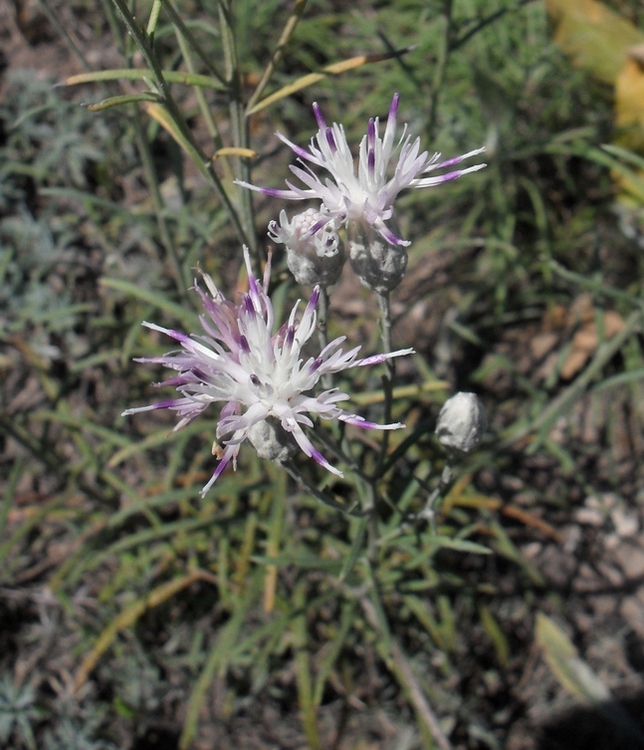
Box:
left=613, top=542, right=644, bottom=580
left=611, top=507, right=639, bottom=537
left=574, top=507, right=604, bottom=526
left=521, top=542, right=542, bottom=560
left=621, top=592, right=644, bottom=637
left=596, top=560, right=623, bottom=587
left=589, top=595, right=617, bottom=618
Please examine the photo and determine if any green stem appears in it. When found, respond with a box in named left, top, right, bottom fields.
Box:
left=173, top=22, right=228, bottom=163
left=245, top=0, right=309, bottom=115
left=280, top=460, right=364, bottom=516
left=293, top=581, right=321, bottom=750
left=108, top=0, right=249, bottom=246
left=361, top=596, right=453, bottom=750
left=426, top=0, right=453, bottom=141
left=217, top=0, right=257, bottom=255
left=316, top=287, right=332, bottom=389
left=375, top=292, right=395, bottom=476
left=132, top=107, right=189, bottom=297
left=415, top=463, right=453, bottom=534
left=161, top=0, right=226, bottom=84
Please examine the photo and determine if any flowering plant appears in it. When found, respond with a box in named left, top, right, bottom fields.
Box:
left=238, top=93, right=486, bottom=248
left=124, top=249, right=413, bottom=495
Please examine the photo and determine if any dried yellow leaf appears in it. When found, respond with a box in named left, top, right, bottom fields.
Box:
left=615, top=46, right=644, bottom=155
left=545, top=0, right=644, bottom=84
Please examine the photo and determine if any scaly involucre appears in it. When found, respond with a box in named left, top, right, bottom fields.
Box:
left=123, top=249, right=413, bottom=495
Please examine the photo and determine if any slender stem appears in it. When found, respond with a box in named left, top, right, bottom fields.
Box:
left=108, top=0, right=249, bottom=246
left=426, top=0, right=453, bottom=141
left=316, top=287, right=333, bottom=389
left=280, top=460, right=365, bottom=516
left=293, top=581, right=322, bottom=750
left=366, top=504, right=379, bottom=562
left=161, top=0, right=226, bottom=84
left=375, top=292, right=395, bottom=476
left=245, top=0, right=309, bottom=115
left=415, top=463, right=453, bottom=534
left=361, top=597, right=453, bottom=750
left=217, top=0, right=256, bottom=255
left=132, top=107, right=189, bottom=297
left=173, top=24, right=228, bottom=163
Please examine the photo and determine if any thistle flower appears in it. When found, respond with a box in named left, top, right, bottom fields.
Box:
left=237, top=93, right=486, bottom=247
left=123, top=249, right=413, bottom=495
left=268, top=207, right=345, bottom=287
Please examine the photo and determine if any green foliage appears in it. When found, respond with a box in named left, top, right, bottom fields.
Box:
left=2, top=0, right=644, bottom=748
left=0, top=676, right=40, bottom=750
left=43, top=717, right=119, bottom=750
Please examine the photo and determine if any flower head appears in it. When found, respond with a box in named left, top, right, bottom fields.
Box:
left=123, top=249, right=413, bottom=495
left=237, top=94, right=486, bottom=247
left=268, top=208, right=345, bottom=287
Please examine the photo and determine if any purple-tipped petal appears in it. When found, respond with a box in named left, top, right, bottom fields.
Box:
left=312, top=101, right=326, bottom=130
left=200, top=452, right=234, bottom=496
left=308, top=286, right=320, bottom=309
left=388, top=92, right=399, bottom=123
left=242, top=295, right=256, bottom=316
left=355, top=347, right=414, bottom=367
left=325, top=127, right=337, bottom=153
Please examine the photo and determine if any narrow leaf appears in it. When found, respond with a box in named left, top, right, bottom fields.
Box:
left=212, top=147, right=257, bottom=161
left=75, top=570, right=206, bottom=690
left=100, top=276, right=198, bottom=330
left=536, top=612, right=610, bottom=700
left=246, top=48, right=413, bottom=115
left=537, top=612, right=644, bottom=741
left=64, top=68, right=225, bottom=90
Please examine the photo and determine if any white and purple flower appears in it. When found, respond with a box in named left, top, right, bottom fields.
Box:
left=123, top=249, right=413, bottom=495
left=268, top=207, right=344, bottom=287
left=237, top=93, right=486, bottom=247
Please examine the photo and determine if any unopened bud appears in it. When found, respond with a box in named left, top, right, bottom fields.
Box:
left=248, top=418, right=297, bottom=462
left=348, top=221, right=407, bottom=293
left=436, top=392, right=486, bottom=454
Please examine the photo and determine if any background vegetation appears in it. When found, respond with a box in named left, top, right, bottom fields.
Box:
left=2, top=1, right=644, bottom=748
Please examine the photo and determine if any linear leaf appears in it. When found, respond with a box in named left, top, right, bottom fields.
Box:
left=74, top=570, right=208, bottom=690
left=246, top=48, right=413, bottom=115
left=64, top=68, right=225, bottom=90
left=86, top=93, right=161, bottom=112
left=100, top=277, right=198, bottom=329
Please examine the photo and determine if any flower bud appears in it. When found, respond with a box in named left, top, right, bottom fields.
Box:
left=268, top=208, right=345, bottom=287
left=436, top=392, right=486, bottom=454
left=247, top=418, right=297, bottom=462
left=347, top=221, right=407, bottom=294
